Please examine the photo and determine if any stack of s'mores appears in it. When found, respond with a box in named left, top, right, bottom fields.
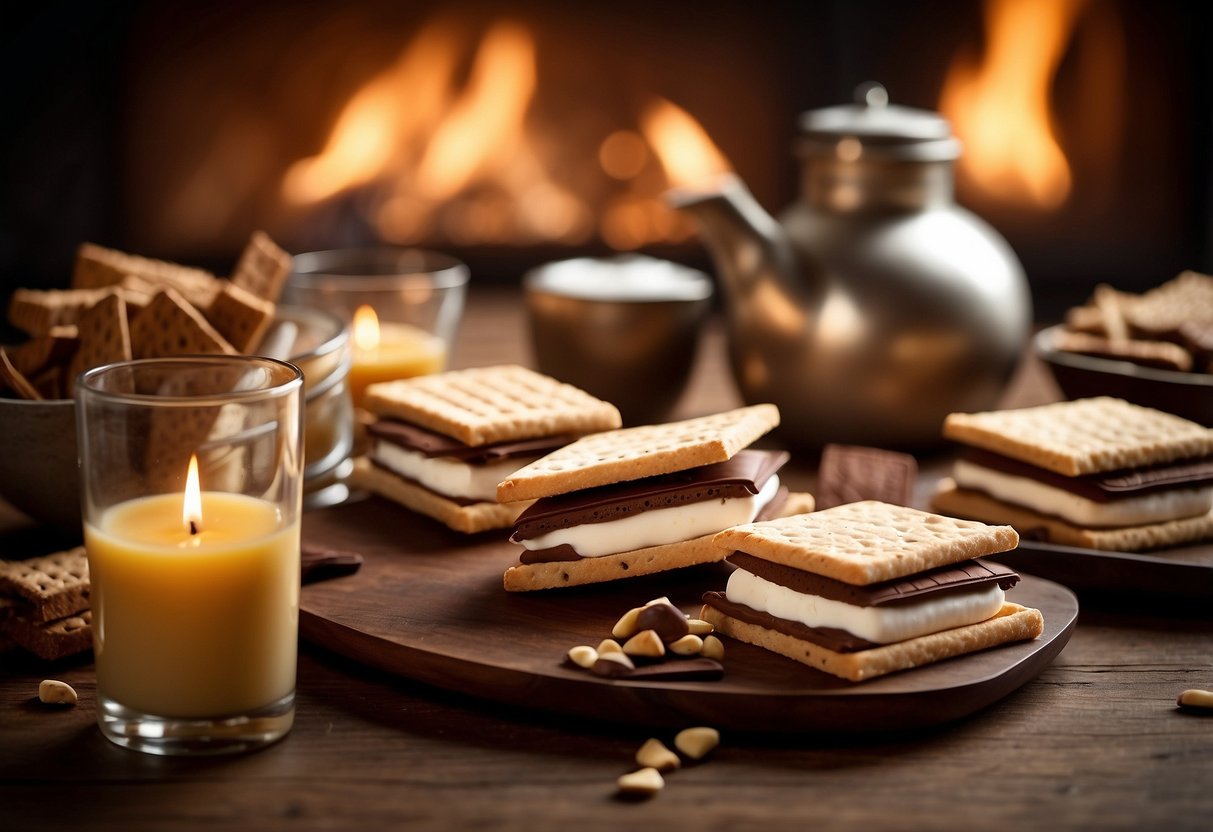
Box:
left=350, top=365, right=622, bottom=533
left=497, top=404, right=815, bottom=591
left=700, top=501, right=1044, bottom=682
left=932, top=397, right=1213, bottom=551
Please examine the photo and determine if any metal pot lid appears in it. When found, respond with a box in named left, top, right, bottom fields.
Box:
left=797, top=82, right=961, bottom=162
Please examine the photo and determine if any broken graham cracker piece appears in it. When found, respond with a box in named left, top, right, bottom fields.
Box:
left=0, top=347, right=43, bottom=399
left=701, top=601, right=1043, bottom=683
left=1122, top=270, right=1213, bottom=338
left=5, top=609, right=93, bottom=662
left=0, top=547, right=90, bottom=623
left=66, top=292, right=131, bottom=396
left=714, top=501, right=1019, bottom=586
left=349, top=457, right=531, bottom=533
left=1051, top=330, right=1193, bottom=373
left=932, top=479, right=1213, bottom=551
left=72, top=241, right=218, bottom=294
left=497, top=404, right=780, bottom=503
left=230, top=230, right=293, bottom=303
left=205, top=281, right=275, bottom=353
left=942, top=397, right=1213, bottom=478
left=7, top=287, right=118, bottom=336
left=364, top=364, right=622, bottom=447
left=128, top=288, right=237, bottom=359
left=4, top=325, right=78, bottom=378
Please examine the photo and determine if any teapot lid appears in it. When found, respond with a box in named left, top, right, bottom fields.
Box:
left=798, top=82, right=961, bottom=162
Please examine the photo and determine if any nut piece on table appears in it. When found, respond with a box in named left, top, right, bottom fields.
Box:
left=622, top=629, right=665, bottom=658
left=668, top=634, right=704, bottom=656
left=38, top=679, right=77, bottom=706
left=597, top=638, right=623, bottom=655
left=611, top=606, right=644, bottom=639
left=567, top=645, right=598, bottom=669
left=635, top=738, right=681, bottom=772
left=686, top=618, right=714, bottom=636
left=616, top=767, right=664, bottom=797
left=1177, top=689, right=1213, bottom=709
left=701, top=635, right=725, bottom=661
left=674, top=726, right=720, bottom=760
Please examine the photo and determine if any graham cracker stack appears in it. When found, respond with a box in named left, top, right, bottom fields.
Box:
left=351, top=365, right=623, bottom=533
left=500, top=404, right=817, bottom=591
left=701, top=501, right=1043, bottom=682
left=0, top=547, right=94, bottom=661
left=933, top=397, right=1213, bottom=551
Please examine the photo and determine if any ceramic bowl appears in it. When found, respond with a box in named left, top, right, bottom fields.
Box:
left=0, top=396, right=80, bottom=528
left=1034, top=324, right=1213, bottom=426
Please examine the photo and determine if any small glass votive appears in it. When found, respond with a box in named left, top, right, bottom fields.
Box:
left=285, top=248, right=469, bottom=409
left=76, top=356, right=304, bottom=756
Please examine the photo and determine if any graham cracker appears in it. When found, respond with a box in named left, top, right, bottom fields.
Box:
left=701, top=602, right=1044, bottom=683
left=0, top=347, right=42, bottom=399
left=5, top=609, right=93, bottom=661
left=5, top=326, right=78, bottom=378
left=943, top=397, right=1213, bottom=477
left=349, top=457, right=529, bottom=534
left=503, top=491, right=815, bottom=592
left=0, top=547, right=90, bottom=623
left=1093, top=284, right=1130, bottom=342
left=128, top=288, right=236, bottom=359
left=932, top=479, right=1213, bottom=551
left=66, top=292, right=131, bottom=395
left=206, top=281, right=275, bottom=353
left=1052, top=331, right=1193, bottom=372
left=72, top=241, right=217, bottom=293
left=713, top=500, right=1019, bottom=586
left=364, top=364, right=622, bottom=448
left=230, top=231, right=292, bottom=302
left=7, top=287, right=117, bottom=335
left=497, top=404, right=780, bottom=503
left=1123, top=270, right=1213, bottom=337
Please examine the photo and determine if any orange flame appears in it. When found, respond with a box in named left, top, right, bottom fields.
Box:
left=940, top=0, right=1087, bottom=210
left=183, top=453, right=202, bottom=534
left=352, top=305, right=381, bottom=351
left=281, top=19, right=731, bottom=250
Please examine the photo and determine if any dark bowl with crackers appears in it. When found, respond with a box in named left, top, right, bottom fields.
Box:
left=1034, top=325, right=1213, bottom=427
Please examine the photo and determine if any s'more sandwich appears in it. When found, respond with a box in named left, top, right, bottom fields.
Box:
left=932, top=397, right=1213, bottom=551
left=497, top=404, right=815, bottom=591
left=349, top=365, right=622, bottom=533
left=701, top=501, right=1044, bottom=682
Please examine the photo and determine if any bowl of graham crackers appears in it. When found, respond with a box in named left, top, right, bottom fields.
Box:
left=1035, top=270, right=1213, bottom=427
left=0, top=232, right=345, bottom=528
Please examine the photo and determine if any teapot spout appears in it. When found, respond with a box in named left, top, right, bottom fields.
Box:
left=669, top=174, right=802, bottom=304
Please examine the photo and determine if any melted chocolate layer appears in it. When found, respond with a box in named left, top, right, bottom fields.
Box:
left=962, top=447, right=1213, bottom=502
left=727, top=554, right=1018, bottom=607
left=517, top=487, right=791, bottom=564
left=703, top=592, right=878, bottom=652
left=369, top=418, right=573, bottom=462
left=511, top=450, right=789, bottom=542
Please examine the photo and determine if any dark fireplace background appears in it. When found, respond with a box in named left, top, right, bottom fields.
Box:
left=2, top=0, right=1210, bottom=336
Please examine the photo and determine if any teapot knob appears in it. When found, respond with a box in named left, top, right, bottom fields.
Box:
left=854, top=81, right=889, bottom=109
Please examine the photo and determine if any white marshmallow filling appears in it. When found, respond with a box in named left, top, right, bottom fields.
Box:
left=725, top=567, right=1006, bottom=645
left=953, top=459, right=1213, bottom=528
left=519, top=474, right=783, bottom=558
left=370, top=440, right=538, bottom=503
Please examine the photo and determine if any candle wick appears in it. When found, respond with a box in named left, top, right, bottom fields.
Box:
left=189, top=520, right=199, bottom=536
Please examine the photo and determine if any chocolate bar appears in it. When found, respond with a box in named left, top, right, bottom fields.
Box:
left=369, top=418, right=573, bottom=463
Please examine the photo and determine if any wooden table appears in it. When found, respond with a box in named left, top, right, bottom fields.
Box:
left=3, top=288, right=1211, bottom=831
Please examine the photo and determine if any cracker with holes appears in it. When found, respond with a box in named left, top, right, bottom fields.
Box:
left=0, top=546, right=90, bottom=624
left=701, top=501, right=1041, bottom=682
left=230, top=230, right=293, bottom=303
left=501, top=404, right=816, bottom=591
left=351, top=365, right=622, bottom=533
left=933, top=397, right=1213, bottom=551
left=66, top=292, right=131, bottom=395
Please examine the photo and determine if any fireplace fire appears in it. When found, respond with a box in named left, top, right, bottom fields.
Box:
left=2, top=1, right=1209, bottom=324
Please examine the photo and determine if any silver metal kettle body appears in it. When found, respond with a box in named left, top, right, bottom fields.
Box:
left=675, top=84, right=1031, bottom=449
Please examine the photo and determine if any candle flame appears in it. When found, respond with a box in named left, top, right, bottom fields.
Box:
left=183, top=454, right=202, bottom=535
left=353, top=305, right=382, bottom=351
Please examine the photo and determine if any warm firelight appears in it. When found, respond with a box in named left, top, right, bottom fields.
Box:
left=183, top=453, right=202, bottom=535
left=940, top=0, right=1086, bottom=210
left=352, top=305, right=381, bottom=351
left=281, top=17, right=732, bottom=250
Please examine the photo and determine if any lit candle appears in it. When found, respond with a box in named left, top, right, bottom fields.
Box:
left=346, top=304, right=446, bottom=408
left=84, top=455, right=300, bottom=719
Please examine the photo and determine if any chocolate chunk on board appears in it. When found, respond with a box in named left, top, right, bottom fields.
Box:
left=816, top=444, right=917, bottom=510
left=369, top=418, right=574, bottom=462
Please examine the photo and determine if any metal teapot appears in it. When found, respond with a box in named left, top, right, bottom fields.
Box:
left=674, top=83, right=1031, bottom=449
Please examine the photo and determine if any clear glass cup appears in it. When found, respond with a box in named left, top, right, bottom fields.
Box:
left=76, top=356, right=304, bottom=756
left=285, top=248, right=469, bottom=409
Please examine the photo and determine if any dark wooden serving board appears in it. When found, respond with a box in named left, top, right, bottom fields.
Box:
left=299, top=497, right=1078, bottom=734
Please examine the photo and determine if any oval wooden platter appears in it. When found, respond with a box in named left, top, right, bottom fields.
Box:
left=300, top=497, right=1078, bottom=734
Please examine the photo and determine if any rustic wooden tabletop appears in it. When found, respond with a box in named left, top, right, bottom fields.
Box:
left=2, top=288, right=1211, bottom=831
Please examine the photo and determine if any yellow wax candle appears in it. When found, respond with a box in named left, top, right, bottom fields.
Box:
left=85, top=492, right=299, bottom=719
left=347, top=306, right=446, bottom=409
